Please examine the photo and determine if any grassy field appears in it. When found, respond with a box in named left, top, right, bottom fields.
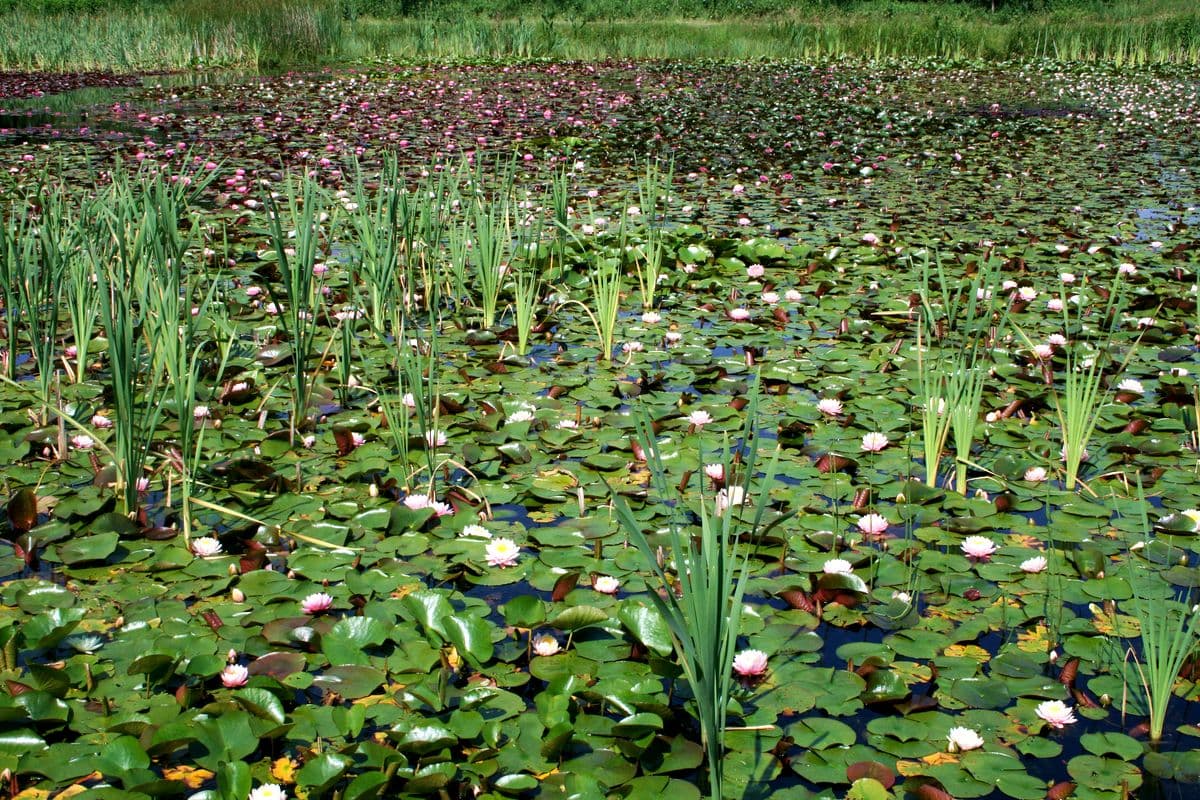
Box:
left=0, top=0, right=1197, bottom=70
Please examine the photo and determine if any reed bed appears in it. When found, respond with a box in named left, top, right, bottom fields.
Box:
left=1, top=0, right=1198, bottom=69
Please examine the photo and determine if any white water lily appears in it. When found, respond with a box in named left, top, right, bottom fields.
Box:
left=946, top=726, right=985, bottom=753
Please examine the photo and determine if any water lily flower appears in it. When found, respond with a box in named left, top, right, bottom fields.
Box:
left=1117, top=379, right=1144, bottom=395
left=962, top=536, right=999, bottom=561
left=593, top=575, right=620, bottom=594
left=822, top=558, right=853, bottom=575
left=687, top=410, right=713, bottom=428
left=301, top=592, right=334, bottom=615
left=747, top=264, right=765, bottom=279
left=1035, top=700, right=1077, bottom=729
left=425, top=429, right=447, bottom=447
left=817, top=398, right=843, bottom=416
left=861, top=233, right=879, bottom=246
left=71, top=434, right=95, bottom=450
left=220, top=663, right=249, bottom=688
left=1024, top=466, right=1048, bottom=482
left=732, top=649, right=769, bottom=677
left=65, top=634, right=105, bottom=654
left=622, top=341, right=644, bottom=353
left=641, top=311, right=662, bottom=324
left=506, top=410, right=535, bottom=424
left=350, top=432, right=366, bottom=448
left=403, top=495, right=453, bottom=516
left=193, top=405, right=210, bottom=420
left=857, top=513, right=890, bottom=536
left=1137, top=317, right=1156, bottom=329
left=1060, top=272, right=1076, bottom=284
left=785, top=289, right=803, bottom=303
left=1017, top=286, right=1037, bottom=302
left=1021, top=556, right=1048, bottom=573
left=1047, top=298, right=1064, bottom=312
left=728, top=308, right=751, bottom=321
left=860, top=432, right=888, bottom=452
left=91, top=414, right=113, bottom=429
left=532, top=633, right=560, bottom=656
left=461, top=524, right=491, bottom=539
left=1118, top=263, right=1137, bottom=275
left=946, top=726, right=985, bottom=753
left=762, top=291, right=780, bottom=304
left=664, top=331, right=683, bottom=345
left=892, top=590, right=913, bottom=605
left=704, top=463, right=725, bottom=482
left=715, top=486, right=745, bottom=516
left=248, top=784, right=287, bottom=800
left=191, top=537, right=223, bottom=557
left=486, top=538, right=521, bottom=568
left=1032, top=344, right=1055, bottom=360
left=556, top=419, right=579, bottom=429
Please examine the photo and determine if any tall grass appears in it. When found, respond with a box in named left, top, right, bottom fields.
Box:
left=89, top=174, right=176, bottom=517
left=912, top=252, right=1005, bottom=494
left=1125, top=480, right=1200, bottom=745
left=264, top=176, right=335, bottom=443
left=2, top=0, right=1199, bottom=68
left=608, top=384, right=786, bottom=800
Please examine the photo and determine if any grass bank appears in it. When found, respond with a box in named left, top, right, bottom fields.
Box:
left=0, top=0, right=1197, bottom=70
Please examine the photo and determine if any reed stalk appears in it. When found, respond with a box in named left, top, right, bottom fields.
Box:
left=608, top=381, right=787, bottom=800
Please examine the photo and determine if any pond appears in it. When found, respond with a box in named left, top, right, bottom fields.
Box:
left=1, top=58, right=1200, bottom=800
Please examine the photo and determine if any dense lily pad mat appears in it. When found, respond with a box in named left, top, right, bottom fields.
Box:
left=0, top=59, right=1199, bottom=800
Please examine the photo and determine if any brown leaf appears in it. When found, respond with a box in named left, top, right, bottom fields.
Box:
left=847, top=762, right=896, bottom=789
left=1046, top=782, right=1076, bottom=800
left=915, top=783, right=955, bottom=800
left=1058, top=657, right=1079, bottom=688
left=7, top=489, right=37, bottom=534
left=551, top=572, right=579, bottom=603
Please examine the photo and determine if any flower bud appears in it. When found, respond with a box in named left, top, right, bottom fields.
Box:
left=231, top=588, right=245, bottom=603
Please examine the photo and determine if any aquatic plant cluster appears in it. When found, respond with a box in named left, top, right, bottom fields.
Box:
left=1, top=59, right=1200, bottom=799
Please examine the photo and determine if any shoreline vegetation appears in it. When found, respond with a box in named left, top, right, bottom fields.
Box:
left=0, top=0, right=1197, bottom=71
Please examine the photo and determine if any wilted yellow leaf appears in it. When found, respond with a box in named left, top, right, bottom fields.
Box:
left=14, top=789, right=51, bottom=800
left=943, top=644, right=990, bottom=662
left=1017, top=624, right=1053, bottom=654
left=1092, top=609, right=1140, bottom=638
left=391, top=584, right=420, bottom=600
left=272, top=757, right=298, bottom=784
left=1009, top=535, right=1044, bottom=549
left=162, top=766, right=214, bottom=789
left=921, top=751, right=961, bottom=766
left=895, top=760, right=926, bottom=777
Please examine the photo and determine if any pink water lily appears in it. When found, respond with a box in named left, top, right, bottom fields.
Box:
left=860, top=432, right=888, bottom=452
left=221, top=664, right=249, bottom=688
left=962, top=536, right=998, bottom=561
left=732, top=649, right=768, bottom=677
left=301, top=592, right=334, bottom=615
left=486, top=538, right=520, bottom=568
left=857, top=513, right=889, bottom=536
left=1035, top=700, right=1077, bottom=729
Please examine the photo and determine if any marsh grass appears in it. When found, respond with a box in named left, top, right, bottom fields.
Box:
left=0, top=192, right=69, bottom=422
left=608, top=384, right=787, bottom=800
left=3, top=0, right=1199, bottom=68
left=1015, top=272, right=1138, bottom=492
left=1125, top=481, right=1200, bottom=745
left=90, top=176, right=175, bottom=517
left=346, top=156, right=406, bottom=339
left=912, top=252, right=1005, bottom=494
left=264, top=177, right=335, bottom=443
left=632, top=158, right=672, bottom=311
